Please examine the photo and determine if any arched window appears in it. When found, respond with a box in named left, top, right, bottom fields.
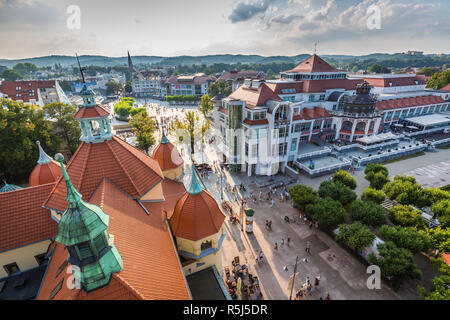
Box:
left=201, top=240, right=213, bottom=251
left=342, top=121, right=353, bottom=131
left=355, top=122, right=366, bottom=132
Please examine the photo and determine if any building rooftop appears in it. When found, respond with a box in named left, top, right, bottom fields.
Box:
left=404, top=113, right=450, bottom=127
left=186, top=266, right=229, bottom=300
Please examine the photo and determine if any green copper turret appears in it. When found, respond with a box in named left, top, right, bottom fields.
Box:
left=54, top=153, right=123, bottom=293
left=187, top=164, right=204, bottom=195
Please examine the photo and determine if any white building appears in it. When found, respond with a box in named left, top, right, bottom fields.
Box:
left=166, top=73, right=216, bottom=97
left=211, top=54, right=450, bottom=176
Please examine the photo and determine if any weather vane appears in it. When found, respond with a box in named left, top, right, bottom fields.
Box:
left=76, top=53, right=86, bottom=83
left=314, top=42, right=318, bottom=54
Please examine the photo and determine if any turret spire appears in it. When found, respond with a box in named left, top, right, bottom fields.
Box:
left=55, top=153, right=82, bottom=208
left=187, top=164, right=203, bottom=195
left=36, top=141, right=53, bottom=165
left=160, top=128, right=169, bottom=144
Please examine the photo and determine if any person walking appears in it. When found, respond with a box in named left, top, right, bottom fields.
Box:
left=287, top=237, right=291, bottom=246
left=268, top=220, right=272, bottom=230
left=270, top=198, right=275, bottom=208
left=306, top=240, right=311, bottom=254
left=259, top=251, right=264, bottom=262
left=315, top=276, right=320, bottom=286
left=309, top=221, right=313, bottom=229
left=281, top=238, right=284, bottom=246
left=274, top=242, right=278, bottom=250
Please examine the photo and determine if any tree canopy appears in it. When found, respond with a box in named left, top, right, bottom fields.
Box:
left=318, top=180, right=357, bottom=206
left=43, top=102, right=81, bottom=156
left=105, top=80, right=122, bottom=96
left=332, top=169, right=356, bottom=189
left=426, top=69, right=450, bottom=89
left=420, top=226, right=450, bottom=253
left=389, top=204, right=427, bottom=228
left=0, top=98, right=58, bottom=180
left=368, top=241, right=422, bottom=284
left=335, top=222, right=375, bottom=251
left=306, top=197, right=347, bottom=229
left=361, top=188, right=386, bottom=204
left=198, top=94, right=213, bottom=119
left=379, top=225, right=431, bottom=254
left=12, top=62, right=38, bottom=76
left=350, top=199, right=386, bottom=227
left=208, top=81, right=232, bottom=97
left=129, top=112, right=156, bottom=153
left=431, top=199, right=450, bottom=227
left=113, top=97, right=135, bottom=120
left=289, top=185, right=318, bottom=212
left=383, top=175, right=432, bottom=208
left=364, top=163, right=390, bottom=190
left=1, top=68, right=21, bottom=81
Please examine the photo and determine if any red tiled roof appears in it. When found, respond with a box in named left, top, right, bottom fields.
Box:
left=29, top=160, right=62, bottom=187
left=243, top=118, right=269, bottom=126
left=265, top=81, right=304, bottom=95
left=362, top=76, right=426, bottom=88
left=170, top=188, right=225, bottom=241
left=296, top=106, right=332, bottom=120
left=376, top=95, right=445, bottom=111
left=152, top=141, right=184, bottom=171
left=229, top=82, right=282, bottom=108
left=217, top=70, right=264, bottom=82
left=442, top=253, right=450, bottom=267
left=301, top=79, right=362, bottom=93
left=38, top=179, right=191, bottom=300
left=284, top=54, right=339, bottom=73
left=44, top=136, right=164, bottom=212
left=0, top=183, right=57, bottom=252
left=0, top=80, right=56, bottom=103
left=74, top=105, right=110, bottom=119
left=441, top=84, right=450, bottom=92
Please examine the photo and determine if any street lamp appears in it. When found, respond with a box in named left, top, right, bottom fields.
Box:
left=284, top=256, right=309, bottom=300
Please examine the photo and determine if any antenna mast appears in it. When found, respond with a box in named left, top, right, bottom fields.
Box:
left=76, top=53, right=86, bottom=84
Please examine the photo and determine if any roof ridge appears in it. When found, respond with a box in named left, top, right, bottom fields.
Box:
left=112, top=273, right=146, bottom=300
left=113, top=136, right=164, bottom=179
left=105, top=139, right=142, bottom=196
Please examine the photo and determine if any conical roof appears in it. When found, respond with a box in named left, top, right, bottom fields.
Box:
left=29, top=141, right=62, bottom=187
left=286, top=54, right=338, bottom=73
left=169, top=165, right=225, bottom=241
left=152, top=131, right=184, bottom=171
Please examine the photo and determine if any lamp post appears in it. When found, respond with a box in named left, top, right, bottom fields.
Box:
left=284, top=256, right=308, bottom=300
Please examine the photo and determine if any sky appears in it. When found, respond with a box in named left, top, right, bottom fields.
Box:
left=0, top=0, right=449, bottom=59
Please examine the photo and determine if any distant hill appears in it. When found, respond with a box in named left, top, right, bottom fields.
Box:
left=0, top=53, right=448, bottom=69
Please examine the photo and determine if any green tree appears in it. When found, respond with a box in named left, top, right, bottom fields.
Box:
left=335, top=222, right=376, bottom=251
left=361, top=188, right=386, bottom=204
left=418, top=275, right=450, bottom=300
left=431, top=199, right=450, bottom=227
left=368, top=64, right=391, bottom=74
left=318, top=180, right=357, bottom=206
left=113, top=97, right=135, bottom=120
left=379, top=225, right=431, bottom=254
left=389, top=204, right=426, bottom=228
left=198, top=94, right=213, bottom=119
left=208, top=81, right=232, bottom=97
left=43, top=102, right=81, bottom=156
left=1, top=68, right=22, bottom=81
left=332, top=169, right=356, bottom=189
left=364, top=163, right=390, bottom=190
left=129, top=112, right=156, bottom=153
left=169, top=110, right=201, bottom=158
left=105, top=80, right=122, bottom=96
left=350, top=199, right=386, bottom=227
left=0, top=98, right=58, bottom=180
left=420, top=226, right=450, bottom=253
left=306, top=197, right=347, bottom=229
left=426, top=69, right=450, bottom=89
left=369, top=241, right=422, bottom=286
left=12, top=62, right=38, bottom=76
left=416, top=67, right=439, bottom=76
left=289, top=185, right=318, bottom=212
left=124, top=80, right=133, bottom=94
left=383, top=175, right=432, bottom=207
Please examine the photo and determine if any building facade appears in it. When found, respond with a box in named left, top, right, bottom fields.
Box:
left=211, top=54, right=450, bottom=176
left=0, top=80, right=71, bottom=106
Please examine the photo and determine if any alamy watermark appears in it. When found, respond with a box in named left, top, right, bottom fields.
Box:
left=66, top=5, right=81, bottom=30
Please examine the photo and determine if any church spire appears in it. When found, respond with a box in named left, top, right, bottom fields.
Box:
left=127, top=50, right=134, bottom=72
left=36, top=141, right=53, bottom=165
left=187, top=164, right=203, bottom=195
left=160, top=128, right=169, bottom=144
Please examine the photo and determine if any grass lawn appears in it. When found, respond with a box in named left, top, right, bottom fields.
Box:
left=438, top=145, right=450, bottom=150
left=380, top=151, right=426, bottom=164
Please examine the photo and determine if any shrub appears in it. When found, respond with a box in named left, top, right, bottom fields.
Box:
left=335, top=222, right=376, bottom=251
left=361, top=188, right=386, bottom=204
left=350, top=199, right=386, bottom=227
left=332, top=169, right=357, bottom=190
left=306, top=197, right=347, bottom=229
left=389, top=204, right=427, bottom=228
left=318, top=180, right=357, bottom=206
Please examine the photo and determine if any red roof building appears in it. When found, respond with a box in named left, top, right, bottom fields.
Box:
left=29, top=141, right=62, bottom=187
